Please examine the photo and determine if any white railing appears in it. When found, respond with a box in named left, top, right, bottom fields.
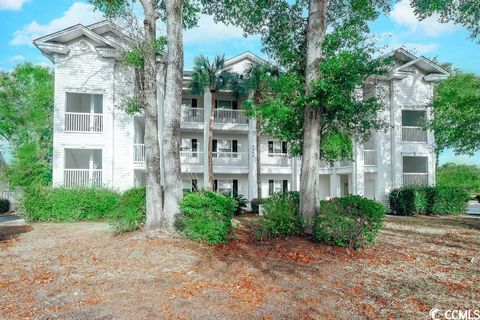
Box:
left=319, top=160, right=330, bottom=168
left=339, top=160, right=352, bottom=167
left=262, top=153, right=291, bottom=167
left=364, top=150, right=377, bottom=166
left=213, top=152, right=248, bottom=167
left=134, top=144, right=145, bottom=163
left=214, top=109, right=248, bottom=124
left=402, top=126, right=427, bottom=142
left=181, top=107, right=204, bottom=123
left=64, top=169, right=102, bottom=187
left=403, top=173, right=428, bottom=186
left=180, top=151, right=204, bottom=166
left=65, top=112, right=103, bottom=133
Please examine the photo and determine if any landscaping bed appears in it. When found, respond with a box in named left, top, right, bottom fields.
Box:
left=0, top=214, right=479, bottom=319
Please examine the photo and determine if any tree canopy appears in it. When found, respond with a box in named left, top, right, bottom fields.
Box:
left=0, top=63, right=53, bottom=187
left=437, top=163, right=480, bottom=194
left=430, top=71, right=480, bottom=155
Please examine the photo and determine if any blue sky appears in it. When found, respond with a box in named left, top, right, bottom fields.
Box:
left=0, top=0, right=479, bottom=165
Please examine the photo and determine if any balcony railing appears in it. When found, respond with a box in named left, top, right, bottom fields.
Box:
left=364, top=150, right=377, bottom=166
left=181, top=151, right=204, bottom=166
left=339, top=160, right=352, bottom=168
left=262, top=153, right=291, bottom=167
left=403, top=173, right=428, bottom=186
left=402, top=126, right=427, bottom=142
left=213, top=152, right=248, bottom=167
left=134, top=144, right=145, bottom=163
left=64, top=169, right=102, bottom=187
left=65, top=112, right=103, bottom=133
left=319, top=160, right=330, bottom=168
left=214, top=109, right=248, bottom=124
left=181, top=107, right=204, bottom=123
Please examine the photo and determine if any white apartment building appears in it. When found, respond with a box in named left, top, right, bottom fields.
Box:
left=34, top=21, right=449, bottom=203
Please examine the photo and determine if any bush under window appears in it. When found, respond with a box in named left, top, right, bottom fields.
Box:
left=0, top=198, right=10, bottom=213
left=313, top=195, right=386, bottom=249
left=18, top=186, right=119, bottom=222
left=389, top=186, right=469, bottom=215
left=108, top=187, right=146, bottom=234
left=177, top=190, right=237, bottom=245
left=259, top=191, right=303, bottom=238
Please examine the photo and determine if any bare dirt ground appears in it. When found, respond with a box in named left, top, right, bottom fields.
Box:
left=1, top=214, right=479, bottom=320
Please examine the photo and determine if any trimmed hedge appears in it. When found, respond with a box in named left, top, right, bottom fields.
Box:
left=259, top=192, right=303, bottom=238
left=177, top=190, right=237, bottom=245
left=389, top=186, right=469, bottom=216
left=313, top=195, right=386, bottom=249
left=109, top=187, right=146, bottom=234
left=18, top=186, right=120, bottom=222
left=0, top=198, right=10, bottom=213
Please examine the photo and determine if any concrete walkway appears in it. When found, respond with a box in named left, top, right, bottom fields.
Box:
left=0, top=213, right=28, bottom=226
left=468, top=201, right=480, bottom=216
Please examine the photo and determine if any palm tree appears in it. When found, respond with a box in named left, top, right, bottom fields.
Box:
left=237, top=62, right=279, bottom=200
left=189, top=55, right=235, bottom=189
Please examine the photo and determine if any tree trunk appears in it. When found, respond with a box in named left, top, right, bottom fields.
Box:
left=300, top=0, right=327, bottom=230
left=141, top=0, right=164, bottom=231
left=162, top=0, right=184, bottom=228
left=256, top=120, right=262, bottom=199
left=208, top=90, right=216, bottom=189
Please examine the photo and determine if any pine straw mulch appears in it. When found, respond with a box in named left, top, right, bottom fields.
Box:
left=0, top=214, right=479, bottom=319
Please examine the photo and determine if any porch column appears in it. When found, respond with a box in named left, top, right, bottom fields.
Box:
left=330, top=171, right=341, bottom=198
left=203, top=90, right=212, bottom=188
left=354, top=142, right=365, bottom=196
left=248, top=118, right=258, bottom=200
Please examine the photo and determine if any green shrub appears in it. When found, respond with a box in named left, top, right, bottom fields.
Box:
left=18, top=186, right=120, bottom=222
left=0, top=198, right=10, bottom=213
left=177, top=190, right=237, bottom=245
left=250, top=198, right=264, bottom=214
left=259, top=191, right=303, bottom=238
left=389, top=186, right=469, bottom=215
left=231, top=194, right=248, bottom=215
left=313, top=195, right=386, bottom=249
left=109, top=187, right=146, bottom=234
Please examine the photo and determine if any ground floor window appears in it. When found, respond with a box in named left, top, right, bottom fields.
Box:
left=213, top=179, right=238, bottom=196
left=268, top=179, right=288, bottom=195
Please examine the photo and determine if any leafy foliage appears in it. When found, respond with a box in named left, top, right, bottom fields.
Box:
left=389, top=185, right=470, bottom=216
left=189, top=55, right=235, bottom=94
left=18, top=187, right=120, bottom=222
left=231, top=194, right=248, bottom=215
left=313, top=195, right=386, bottom=249
left=430, top=72, right=480, bottom=155
left=177, top=190, right=237, bottom=245
left=437, top=163, right=480, bottom=194
left=109, top=187, right=146, bottom=234
left=259, top=192, right=303, bottom=238
left=0, top=198, right=10, bottom=213
left=0, top=63, right=53, bottom=187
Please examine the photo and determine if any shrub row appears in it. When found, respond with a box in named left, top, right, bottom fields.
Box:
left=259, top=192, right=303, bottom=238
left=18, top=187, right=120, bottom=222
left=314, top=195, right=386, bottom=249
left=389, top=186, right=469, bottom=216
left=177, top=190, right=237, bottom=245
left=109, top=187, right=146, bottom=234
left=0, top=198, right=10, bottom=213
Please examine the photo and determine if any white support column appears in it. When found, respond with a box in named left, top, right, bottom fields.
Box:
left=89, top=150, right=94, bottom=185
left=330, top=170, right=341, bottom=198
left=203, top=90, right=212, bottom=188
left=248, top=118, right=258, bottom=200
left=354, top=142, right=365, bottom=196
left=292, top=158, right=301, bottom=191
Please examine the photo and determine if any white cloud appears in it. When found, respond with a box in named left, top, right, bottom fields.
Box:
left=390, top=0, right=458, bottom=37
left=0, top=0, right=28, bottom=11
left=10, top=2, right=103, bottom=46
left=374, top=32, right=439, bottom=56
left=10, top=54, right=25, bottom=62
left=184, top=14, right=246, bottom=44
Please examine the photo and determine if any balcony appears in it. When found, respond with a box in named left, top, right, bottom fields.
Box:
left=213, top=152, right=248, bottom=167
left=261, top=153, right=291, bottom=167
left=181, top=107, right=204, bottom=123
left=64, top=169, right=102, bottom=187
left=181, top=151, right=204, bottom=167
left=364, top=150, right=377, bottom=166
left=65, top=112, right=103, bottom=133
left=403, top=173, right=428, bottom=186
left=339, top=160, right=352, bottom=168
left=134, top=144, right=145, bottom=163
left=214, top=109, right=247, bottom=124
left=402, top=126, right=427, bottom=143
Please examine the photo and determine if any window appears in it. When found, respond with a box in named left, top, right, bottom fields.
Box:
left=66, top=93, right=103, bottom=113
left=213, top=139, right=238, bottom=153
left=268, top=141, right=288, bottom=154
left=192, top=179, right=198, bottom=191
left=402, top=110, right=426, bottom=127
left=403, top=156, right=428, bottom=186
left=268, top=180, right=288, bottom=195
left=182, top=98, right=198, bottom=108
left=214, top=179, right=238, bottom=196
left=215, top=100, right=238, bottom=109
